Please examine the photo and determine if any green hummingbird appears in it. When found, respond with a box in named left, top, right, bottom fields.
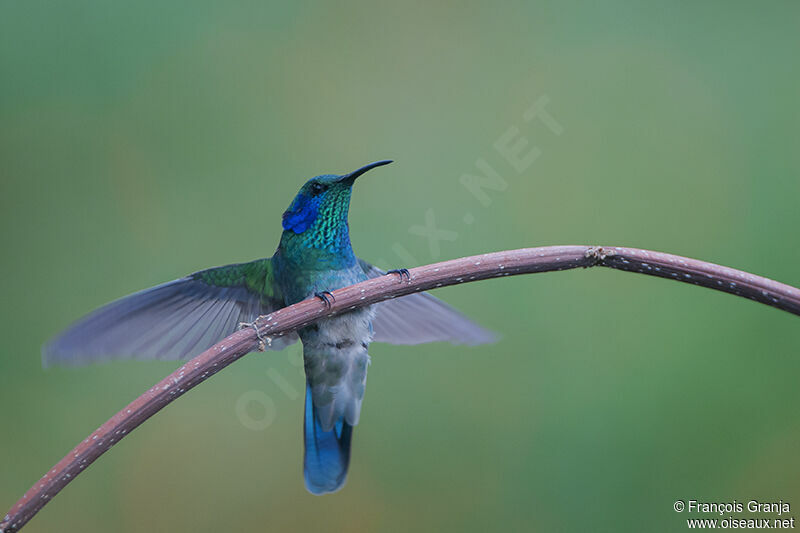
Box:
left=44, top=160, right=495, bottom=494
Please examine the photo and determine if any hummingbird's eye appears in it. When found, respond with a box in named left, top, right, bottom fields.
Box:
left=310, top=183, right=325, bottom=195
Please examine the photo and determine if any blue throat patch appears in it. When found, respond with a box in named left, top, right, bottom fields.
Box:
left=282, top=193, right=319, bottom=234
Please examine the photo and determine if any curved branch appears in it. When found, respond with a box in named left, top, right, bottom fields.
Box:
left=2, top=245, right=799, bottom=532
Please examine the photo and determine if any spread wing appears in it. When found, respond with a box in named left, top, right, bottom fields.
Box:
left=358, top=259, right=497, bottom=346
left=43, top=258, right=297, bottom=367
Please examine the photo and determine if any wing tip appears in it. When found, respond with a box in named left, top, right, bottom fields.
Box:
left=40, top=341, right=85, bottom=369
left=40, top=342, right=53, bottom=369
left=461, top=327, right=501, bottom=346
left=40, top=335, right=76, bottom=369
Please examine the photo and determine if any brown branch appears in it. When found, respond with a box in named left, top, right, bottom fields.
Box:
left=3, top=245, right=799, bottom=532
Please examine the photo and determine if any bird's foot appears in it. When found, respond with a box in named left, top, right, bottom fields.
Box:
left=314, top=291, right=335, bottom=309
left=238, top=318, right=271, bottom=351
left=387, top=268, right=411, bottom=282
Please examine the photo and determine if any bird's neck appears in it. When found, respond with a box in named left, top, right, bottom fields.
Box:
left=277, top=217, right=356, bottom=270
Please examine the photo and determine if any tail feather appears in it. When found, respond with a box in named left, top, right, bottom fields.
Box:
left=303, top=383, right=353, bottom=494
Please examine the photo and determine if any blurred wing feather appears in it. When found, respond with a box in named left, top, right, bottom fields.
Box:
left=43, top=258, right=297, bottom=366
left=358, top=259, right=497, bottom=346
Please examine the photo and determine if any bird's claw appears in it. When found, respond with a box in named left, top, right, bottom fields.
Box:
left=238, top=319, right=271, bottom=351
left=387, top=268, right=411, bottom=282
left=314, top=291, right=335, bottom=309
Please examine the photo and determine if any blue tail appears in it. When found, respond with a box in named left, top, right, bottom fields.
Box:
left=303, top=383, right=353, bottom=494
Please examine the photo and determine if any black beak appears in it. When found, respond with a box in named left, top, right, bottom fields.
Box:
left=338, top=160, right=393, bottom=185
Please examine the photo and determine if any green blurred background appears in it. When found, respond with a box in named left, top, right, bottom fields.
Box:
left=2, top=2, right=800, bottom=532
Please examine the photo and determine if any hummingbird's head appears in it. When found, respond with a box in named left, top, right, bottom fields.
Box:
left=281, top=160, right=392, bottom=238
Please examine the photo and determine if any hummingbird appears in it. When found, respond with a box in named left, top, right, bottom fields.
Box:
left=43, top=160, right=495, bottom=494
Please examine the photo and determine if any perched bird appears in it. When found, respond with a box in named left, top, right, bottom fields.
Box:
left=43, top=160, right=495, bottom=494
